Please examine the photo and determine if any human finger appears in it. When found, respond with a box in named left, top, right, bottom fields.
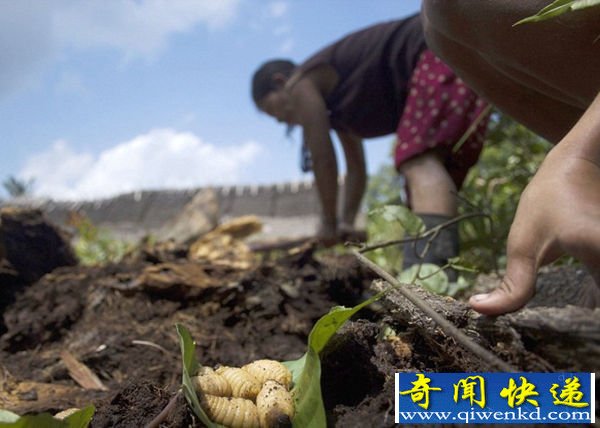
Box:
left=469, top=195, right=543, bottom=315
left=469, top=252, right=538, bottom=315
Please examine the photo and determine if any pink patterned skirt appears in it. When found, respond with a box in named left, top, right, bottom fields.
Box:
left=395, top=50, right=490, bottom=188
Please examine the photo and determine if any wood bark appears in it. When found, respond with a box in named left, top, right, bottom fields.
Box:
left=371, top=280, right=600, bottom=372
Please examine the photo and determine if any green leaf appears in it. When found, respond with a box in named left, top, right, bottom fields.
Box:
left=375, top=205, right=424, bottom=235
left=308, top=292, right=383, bottom=354
left=176, top=323, right=199, bottom=376
left=514, top=0, right=573, bottom=24
left=529, top=0, right=574, bottom=15
left=399, top=264, right=449, bottom=294
left=283, top=291, right=386, bottom=428
left=283, top=350, right=324, bottom=428
left=0, top=411, right=19, bottom=424
left=366, top=205, right=424, bottom=274
left=0, top=414, right=64, bottom=428
left=453, top=104, right=492, bottom=153
left=447, top=257, right=478, bottom=273
left=175, top=324, right=221, bottom=428
left=514, top=0, right=600, bottom=24
left=0, top=406, right=94, bottom=428
left=571, top=0, right=600, bottom=9
left=62, top=407, right=95, bottom=428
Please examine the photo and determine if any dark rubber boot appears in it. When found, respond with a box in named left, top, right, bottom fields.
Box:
left=402, top=213, right=459, bottom=281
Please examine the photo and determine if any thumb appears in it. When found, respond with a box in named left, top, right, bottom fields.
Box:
left=469, top=253, right=538, bottom=315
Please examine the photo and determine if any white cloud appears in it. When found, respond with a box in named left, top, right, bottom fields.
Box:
left=0, top=0, right=241, bottom=97
left=20, top=129, right=262, bottom=201
left=20, top=140, right=95, bottom=197
left=54, top=0, right=241, bottom=59
left=268, top=1, right=289, bottom=18
left=279, top=38, right=294, bottom=54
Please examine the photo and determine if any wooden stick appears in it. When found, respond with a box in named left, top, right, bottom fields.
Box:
left=145, top=390, right=182, bottom=428
left=351, top=249, right=517, bottom=372
left=248, top=237, right=316, bottom=252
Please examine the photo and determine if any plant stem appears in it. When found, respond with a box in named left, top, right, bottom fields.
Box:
left=356, top=213, right=487, bottom=254
left=145, top=390, right=182, bottom=428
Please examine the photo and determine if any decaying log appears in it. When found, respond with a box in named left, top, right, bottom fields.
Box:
left=0, top=207, right=77, bottom=283
left=354, top=248, right=516, bottom=371
left=0, top=259, right=21, bottom=320
left=371, top=280, right=600, bottom=373
left=501, top=306, right=600, bottom=370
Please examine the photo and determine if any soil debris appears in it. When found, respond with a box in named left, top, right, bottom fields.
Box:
left=0, top=209, right=597, bottom=426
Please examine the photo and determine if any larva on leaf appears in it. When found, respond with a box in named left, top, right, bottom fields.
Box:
left=193, top=366, right=232, bottom=397
left=242, top=359, right=293, bottom=389
left=216, top=366, right=262, bottom=400
left=256, top=380, right=295, bottom=428
left=202, top=395, right=261, bottom=428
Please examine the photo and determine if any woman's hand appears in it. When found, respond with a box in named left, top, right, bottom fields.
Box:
left=338, top=222, right=367, bottom=243
left=470, top=144, right=600, bottom=315
left=316, top=218, right=338, bottom=247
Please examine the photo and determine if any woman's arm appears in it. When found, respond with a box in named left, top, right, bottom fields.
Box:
left=336, top=130, right=366, bottom=231
left=291, top=77, right=339, bottom=244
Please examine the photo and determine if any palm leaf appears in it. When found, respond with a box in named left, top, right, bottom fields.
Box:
left=515, top=0, right=600, bottom=25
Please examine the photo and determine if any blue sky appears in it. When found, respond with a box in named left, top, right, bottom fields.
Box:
left=1, top=0, right=421, bottom=200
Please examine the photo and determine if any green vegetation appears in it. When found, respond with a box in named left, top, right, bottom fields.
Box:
left=69, top=213, right=133, bottom=266
left=363, top=205, right=475, bottom=296
left=2, top=176, right=34, bottom=198
left=515, top=0, right=600, bottom=25
left=0, top=406, right=94, bottom=427
left=364, top=204, right=420, bottom=275
left=364, top=112, right=551, bottom=279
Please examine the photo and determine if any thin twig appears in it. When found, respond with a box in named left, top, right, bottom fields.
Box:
left=351, top=249, right=517, bottom=372
left=415, top=263, right=451, bottom=280
left=356, top=212, right=487, bottom=253
left=412, top=225, right=440, bottom=261
left=131, top=340, right=176, bottom=358
left=453, top=191, right=481, bottom=212
left=452, top=104, right=493, bottom=153
left=145, top=389, right=182, bottom=428
left=248, top=236, right=315, bottom=252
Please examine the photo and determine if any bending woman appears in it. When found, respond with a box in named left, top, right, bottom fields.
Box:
left=252, top=14, right=489, bottom=272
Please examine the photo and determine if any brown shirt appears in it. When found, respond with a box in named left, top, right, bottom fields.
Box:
left=297, top=15, right=426, bottom=138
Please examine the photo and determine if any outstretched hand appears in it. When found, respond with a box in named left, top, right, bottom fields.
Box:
left=316, top=219, right=338, bottom=248
left=316, top=221, right=368, bottom=248
left=469, top=145, right=600, bottom=315
left=338, top=222, right=368, bottom=243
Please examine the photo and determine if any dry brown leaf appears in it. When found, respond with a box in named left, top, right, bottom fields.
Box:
left=188, top=228, right=257, bottom=270
left=133, top=262, right=220, bottom=291
left=60, top=350, right=108, bottom=391
left=212, top=215, right=263, bottom=239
